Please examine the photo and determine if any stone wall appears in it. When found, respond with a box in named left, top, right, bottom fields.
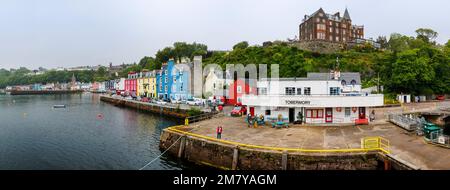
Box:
left=100, top=96, right=189, bottom=118
left=159, top=129, right=409, bottom=170
left=290, top=41, right=343, bottom=54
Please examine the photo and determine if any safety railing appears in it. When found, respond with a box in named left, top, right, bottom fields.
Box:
left=167, top=126, right=390, bottom=154
left=184, top=111, right=223, bottom=125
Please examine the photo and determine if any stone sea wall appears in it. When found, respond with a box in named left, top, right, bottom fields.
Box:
left=160, top=129, right=414, bottom=170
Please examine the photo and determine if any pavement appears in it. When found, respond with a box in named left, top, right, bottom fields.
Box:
left=184, top=101, right=450, bottom=169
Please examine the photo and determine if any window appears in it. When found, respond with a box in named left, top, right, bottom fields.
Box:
left=164, top=85, right=167, bottom=92
left=329, top=36, right=333, bottom=41
left=316, top=18, right=320, bottom=22
left=336, top=29, right=339, bottom=34
left=318, top=32, right=325, bottom=40
left=165, top=77, right=168, bottom=83
left=285, top=87, right=295, bottom=95
left=304, top=87, right=311, bottom=95
left=345, top=107, right=351, bottom=117
left=335, top=36, right=340, bottom=41
left=237, top=86, right=242, bottom=93
left=317, top=24, right=325, bottom=30
left=350, top=79, right=357, bottom=85
left=319, top=13, right=323, bottom=17
left=317, top=32, right=325, bottom=40
left=258, top=87, right=267, bottom=95
left=180, top=84, right=183, bottom=91
left=297, top=88, right=302, bottom=95
left=330, top=87, right=340, bottom=95
left=265, top=110, right=271, bottom=115
left=173, top=76, right=176, bottom=83
left=329, top=27, right=333, bottom=32
left=341, top=80, right=347, bottom=86
left=165, top=70, right=168, bottom=75
left=306, top=109, right=323, bottom=118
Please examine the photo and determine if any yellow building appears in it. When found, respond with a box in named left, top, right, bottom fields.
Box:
left=137, top=71, right=157, bottom=98
left=147, top=70, right=157, bottom=98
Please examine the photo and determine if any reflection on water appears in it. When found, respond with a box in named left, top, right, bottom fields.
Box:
left=0, top=93, right=194, bottom=170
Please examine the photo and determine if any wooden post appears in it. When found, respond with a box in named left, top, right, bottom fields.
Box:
left=282, top=151, right=288, bottom=170
left=232, top=146, right=239, bottom=170
left=384, top=159, right=391, bottom=170
left=178, top=135, right=186, bottom=158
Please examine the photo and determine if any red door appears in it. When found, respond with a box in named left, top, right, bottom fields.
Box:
left=250, top=107, right=255, bottom=117
left=325, top=108, right=333, bottom=123
left=358, top=107, right=366, bottom=119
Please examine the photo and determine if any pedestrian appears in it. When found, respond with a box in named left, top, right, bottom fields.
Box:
left=216, top=126, right=223, bottom=139
left=369, top=110, right=375, bottom=122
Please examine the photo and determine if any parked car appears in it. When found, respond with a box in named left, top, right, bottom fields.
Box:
left=231, top=105, right=247, bottom=116
left=171, top=99, right=182, bottom=104
left=436, top=95, right=445, bottom=101
left=141, top=97, right=150, bottom=102
left=156, top=100, right=167, bottom=105
left=186, top=98, right=201, bottom=106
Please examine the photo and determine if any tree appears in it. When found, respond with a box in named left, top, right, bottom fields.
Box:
left=388, top=49, right=435, bottom=94
left=388, top=33, right=410, bottom=53
left=415, top=28, right=438, bottom=44
left=376, top=36, right=388, bottom=49
left=232, top=41, right=249, bottom=50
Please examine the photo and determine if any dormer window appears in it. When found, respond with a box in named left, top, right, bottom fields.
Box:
left=341, top=80, right=347, bottom=86
left=350, top=79, right=356, bottom=85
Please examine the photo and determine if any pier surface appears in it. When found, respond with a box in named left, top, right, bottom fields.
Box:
left=167, top=101, right=450, bottom=169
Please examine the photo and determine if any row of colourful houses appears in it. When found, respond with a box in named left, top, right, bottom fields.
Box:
left=103, top=57, right=253, bottom=105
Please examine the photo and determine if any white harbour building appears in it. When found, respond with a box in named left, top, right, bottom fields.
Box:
left=241, top=71, right=384, bottom=124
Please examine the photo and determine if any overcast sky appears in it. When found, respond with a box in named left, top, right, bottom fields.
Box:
left=0, top=0, right=449, bottom=70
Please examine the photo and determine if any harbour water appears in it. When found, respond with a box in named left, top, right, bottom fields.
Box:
left=0, top=93, right=193, bottom=170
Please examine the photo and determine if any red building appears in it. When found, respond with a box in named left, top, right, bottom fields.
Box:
left=125, top=72, right=137, bottom=96
left=226, top=79, right=256, bottom=105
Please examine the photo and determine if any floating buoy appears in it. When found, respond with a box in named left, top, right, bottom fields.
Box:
left=97, top=113, right=104, bottom=119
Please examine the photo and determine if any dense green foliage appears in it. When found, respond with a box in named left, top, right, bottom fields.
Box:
left=1, top=28, right=449, bottom=96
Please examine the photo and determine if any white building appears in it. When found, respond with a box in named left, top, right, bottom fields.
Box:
left=203, top=68, right=233, bottom=98
left=115, top=78, right=125, bottom=92
left=242, top=72, right=384, bottom=124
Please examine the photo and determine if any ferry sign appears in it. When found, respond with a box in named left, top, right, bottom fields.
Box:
left=284, top=100, right=311, bottom=105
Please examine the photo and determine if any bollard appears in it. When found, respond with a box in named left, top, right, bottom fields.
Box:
left=384, top=159, right=391, bottom=170
left=178, top=135, right=186, bottom=158
left=232, top=146, right=239, bottom=170
left=281, top=151, right=288, bottom=170
left=185, top=118, right=189, bottom=126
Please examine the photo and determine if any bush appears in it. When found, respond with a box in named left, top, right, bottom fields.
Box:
left=187, top=107, right=202, bottom=116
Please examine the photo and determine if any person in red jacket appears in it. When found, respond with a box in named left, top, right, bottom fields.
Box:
left=216, top=126, right=223, bottom=139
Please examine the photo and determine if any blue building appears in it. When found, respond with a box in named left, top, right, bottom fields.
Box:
left=157, top=59, right=175, bottom=101
left=170, top=63, right=192, bottom=101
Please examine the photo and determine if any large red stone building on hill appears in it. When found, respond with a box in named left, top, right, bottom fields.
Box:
left=299, top=8, right=364, bottom=43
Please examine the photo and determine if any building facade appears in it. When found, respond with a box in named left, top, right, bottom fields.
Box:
left=169, top=64, right=189, bottom=101
left=299, top=8, right=364, bottom=43
left=241, top=72, right=383, bottom=124
left=125, top=72, right=138, bottom=96
left=157, top=59, right=175, bottom=100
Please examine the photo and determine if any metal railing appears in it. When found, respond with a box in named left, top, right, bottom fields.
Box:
left=185, top=111, right=223, bottom=125
left=428, top=129, right=450, bottom=147
left=388, top=113, right=420, bottom=131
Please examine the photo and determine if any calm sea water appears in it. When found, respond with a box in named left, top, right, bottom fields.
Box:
left=0, top=93, right=193, bottom=170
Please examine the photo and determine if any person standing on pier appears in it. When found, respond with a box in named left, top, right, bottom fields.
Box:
left=216, top=126, right=223, bottom=139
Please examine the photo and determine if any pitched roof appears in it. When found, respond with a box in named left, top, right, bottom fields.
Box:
left=343, top=8, right=351, bottom=20
left=306, top=72, right=361, bottom=84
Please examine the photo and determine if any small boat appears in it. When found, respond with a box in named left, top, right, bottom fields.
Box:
left=53, top=105, right=66, bottom=108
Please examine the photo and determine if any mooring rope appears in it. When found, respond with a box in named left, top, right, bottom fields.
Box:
left=138, top=126, right=196, bottom=170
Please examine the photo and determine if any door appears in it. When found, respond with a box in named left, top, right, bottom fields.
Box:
left=403, top=96, right=407, bottom=103
left=250, top=107, right=255, bottom=117
left=289, top=108, right=295, bottom=123
left=325, top=108, right=333, bottom=123
left=358, top=107, right=366, bottom=119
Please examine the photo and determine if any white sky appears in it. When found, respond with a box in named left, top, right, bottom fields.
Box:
left=0, top=0, right=449, bottom=69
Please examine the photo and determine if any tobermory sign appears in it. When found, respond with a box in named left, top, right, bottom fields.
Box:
left=284, top=100, right=311, bottom=105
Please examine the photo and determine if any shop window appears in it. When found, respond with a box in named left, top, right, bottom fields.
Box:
left=265, top=110, right=271, bottom=115
left=285, top=87, right=296, bottom=95
left=345, top=107, right=351, bottom=117
left=306, top=109, right=323, bottom=118
left=304, top=87, right=311, bottom=95
left=297, top=88, right=302, bottom=95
